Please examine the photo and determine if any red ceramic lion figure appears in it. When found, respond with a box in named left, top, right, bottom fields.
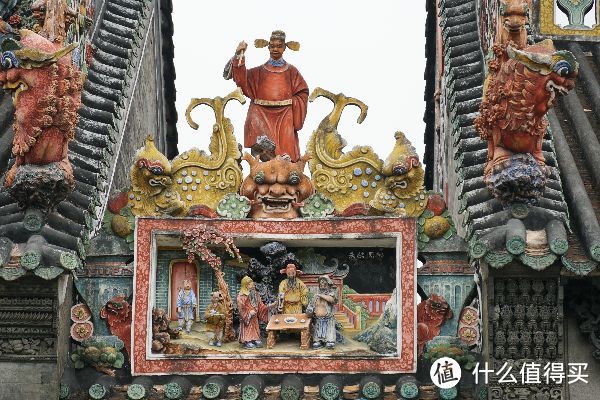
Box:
left=240, top=153, right=314, bottom=218
left=0, top=29, right=82, bottom=187
left=100, top=296, right=132, bottom=356
left=474, top=40, right=577, bottom=177
left=417, top=294, right=453, bottom=355
left=497, top=0, right=529, bottom=49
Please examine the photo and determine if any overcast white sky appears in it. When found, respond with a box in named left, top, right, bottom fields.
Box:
left=172, top=1, right=427, bottom=165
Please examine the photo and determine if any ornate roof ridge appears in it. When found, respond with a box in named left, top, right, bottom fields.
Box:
left=0, top=0, right=156, bottom=280
left=428, top=0, right=576, bottom=271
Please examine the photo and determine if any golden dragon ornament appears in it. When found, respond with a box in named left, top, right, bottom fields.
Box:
left=306, top=87, right=427, bottom=216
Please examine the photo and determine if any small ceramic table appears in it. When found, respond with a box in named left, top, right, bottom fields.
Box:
left=266, top=313, right=311, bottom=350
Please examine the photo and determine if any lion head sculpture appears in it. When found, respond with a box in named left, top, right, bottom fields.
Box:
left=507, top=42, right=578, bottom=110
left=498, top=0, right=529, bottom=48
left=0, top=29, right=82, bottom=188
left=240, top=153, right=314, bottom=219
left=100, top=295, right=131, bottom=355
left=417, top=294, right=453, bottom=354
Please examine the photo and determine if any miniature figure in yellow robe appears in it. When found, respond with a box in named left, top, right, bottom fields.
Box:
left=277, top=263, right=308, bottom=314
left=205, top=291, right=227, bottom=347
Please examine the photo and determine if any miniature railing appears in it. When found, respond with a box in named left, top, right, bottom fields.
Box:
left=345, top=294, right=391, bottom=317
left=340, top=303, right=361, bottom=330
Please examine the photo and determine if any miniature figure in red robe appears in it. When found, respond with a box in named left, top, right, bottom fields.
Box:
left=237, top=276, right=269, bottom=349
left=231, top=30, right=309, bottom=161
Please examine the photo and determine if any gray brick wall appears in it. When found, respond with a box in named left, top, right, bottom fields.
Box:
left=155, top=250, right=178, bottom=311
left=198, top=263, right=214, bottom=319
left=223, top=266, right=241, bottom=303
left=112, top=20, right=159, bottom=191
left=0, top=362, right=58, bottom=400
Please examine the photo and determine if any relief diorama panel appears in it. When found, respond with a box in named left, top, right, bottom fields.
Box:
left=132, top=217, right=417, bottom=374
left=153, top=245, right=397, bottom=357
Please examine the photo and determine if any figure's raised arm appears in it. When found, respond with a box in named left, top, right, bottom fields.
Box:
left=235, top=41, right=248, bottom=56
left=318, top=293, right=335, bottom=304
left=232, top=41, right=253, bottom=97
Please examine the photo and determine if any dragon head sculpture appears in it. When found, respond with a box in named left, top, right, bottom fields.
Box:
left=129, top=137, right=185, bottom=216
left=240, top=153, right=314, bottom=219
left=0, top=29, right=82, bottom=188
left=131, top=137, right=172, bottom=196
left=477, top=40, right=577, bottom=164
left=370, top=132, right=427, bottom=216
left=507, top=41, right=578, bottom=112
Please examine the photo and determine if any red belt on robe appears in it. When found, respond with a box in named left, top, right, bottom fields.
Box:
left=253, top=99, right=293, bottom=106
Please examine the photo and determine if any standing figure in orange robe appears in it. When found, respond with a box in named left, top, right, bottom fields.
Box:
left=230, top=30, right=309, bottom=161
left=237, top=276, right=269, bottom=349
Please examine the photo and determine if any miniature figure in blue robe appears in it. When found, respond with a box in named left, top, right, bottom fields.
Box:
left=176, top=279, right=197, bottom=334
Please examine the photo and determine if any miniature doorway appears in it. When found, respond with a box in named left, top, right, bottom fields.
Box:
left=169, top=260, right=200, bottom=321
